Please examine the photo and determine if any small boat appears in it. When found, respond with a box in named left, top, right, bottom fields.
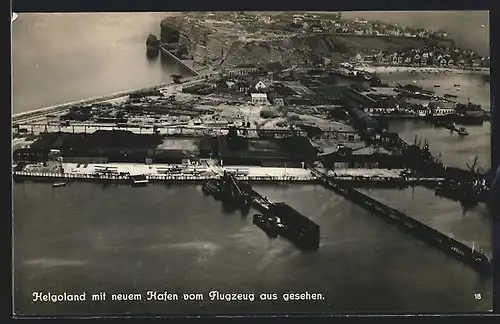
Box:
left=457, top=127, right=469, bottom=136
left=454, top=84, right=460, bottom=87
left=202, top=181, right=221, bottom=198
left=129, top=174, right=149, bottom=187
left=53, top=182, right=66, bottom=188
left=434, top=84, right=440, bottom=87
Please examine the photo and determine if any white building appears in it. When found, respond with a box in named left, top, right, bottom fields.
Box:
left=363, top=106, right=396, bottom=115
left=227, top=67, right=259, bottom=76
left=251, top=93, right=269, bottom=105
left=429, top=101, right=456, bottom=116
left=254, top=81, right=267, bottom=91
left=413, top=105, right=430, bottom=117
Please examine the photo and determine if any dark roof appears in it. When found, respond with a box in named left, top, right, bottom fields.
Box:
left=35, top=131, right=166, bottom=151
left=80, top=130, right=164, bottom=149
left=236, top=64, right=258, bottom=68
left=217, top=137, right=310, bottom=160
left=30, top=132, right=66, bottom=149
left=14, top=147, right=49, bottom=153
left=270, top=84, right=296, bottom=96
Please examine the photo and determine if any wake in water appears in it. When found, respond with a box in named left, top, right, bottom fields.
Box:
left=24, top=258, right=87, bottom=267
left=255, top=246, right=301, bottom=272
left=147, top=241, right=221, bottom=253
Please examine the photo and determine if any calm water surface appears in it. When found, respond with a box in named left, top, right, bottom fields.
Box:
left=13, top=183, right=492, bottom=315
left=12, top=13, right=190, bottom=114
left=12, top=13, right=492, bottom=315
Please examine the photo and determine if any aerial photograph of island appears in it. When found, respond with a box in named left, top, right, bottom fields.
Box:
left=12, top=11, right=492, bottom=316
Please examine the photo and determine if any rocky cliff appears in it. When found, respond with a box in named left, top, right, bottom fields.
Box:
left=160, top=15, right=455, bottom=70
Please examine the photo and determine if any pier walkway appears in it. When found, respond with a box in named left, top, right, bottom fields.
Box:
left=309, top=167, right=492, bottom=275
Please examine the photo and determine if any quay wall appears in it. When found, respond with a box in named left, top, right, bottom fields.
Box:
left=11, top=170, right=444, bottom=186
left=12, top=171, right=316, bottom=183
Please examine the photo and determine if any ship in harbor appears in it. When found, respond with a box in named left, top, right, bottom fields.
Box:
left=395, top=83, right=435, bottom=100
left=202, top=180, right=222, bottom=199
left=434, top=157, right=490, bottom=208
left=454, top=102, right=489, bottom=125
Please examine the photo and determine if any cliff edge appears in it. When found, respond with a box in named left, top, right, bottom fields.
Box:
left=160, top=13, right=455, bottom=71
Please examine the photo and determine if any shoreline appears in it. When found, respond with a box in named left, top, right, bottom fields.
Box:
left=13, top=83, right=171, bottom=120
left=12, top=77, right=205, bottom=121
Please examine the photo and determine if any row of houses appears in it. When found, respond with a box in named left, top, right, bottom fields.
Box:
left=281, top=13, right=449, bottom=40
left=362, top=101, right=457, bottom=117
left=364, top=52, right=489, bottom=68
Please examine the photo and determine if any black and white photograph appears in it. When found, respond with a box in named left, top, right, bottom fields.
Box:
left=12, top=11, right=493, bottom=316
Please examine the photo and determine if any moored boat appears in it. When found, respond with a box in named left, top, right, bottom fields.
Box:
left=52, top=182, right=66, bottom=188
left=129, top=174, right=149, bottom=187
left=202, top=180, right=221, bottom=199
left=457, top=127, right=469, bottom=136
